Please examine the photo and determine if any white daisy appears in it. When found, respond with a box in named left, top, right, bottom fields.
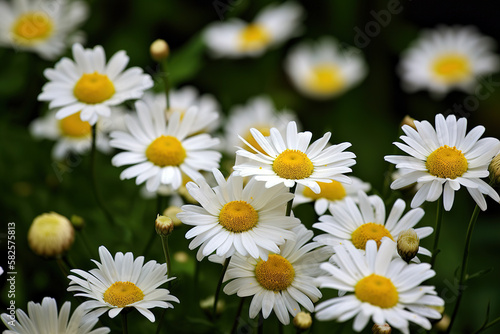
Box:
left=385, top=113, right=500, bottom=211
left=223, top=224, right=329, bottom=325
left=38, top=43, right=153, bottom=125
left=313, top=191, right=433, bottom=261
left=110, top=100, right=221, bottom=192
left=398, top=25, right=500, bottom=96
left=203, top=2, right=303, bottom=58
left=315, top=239, right=444, bottom=334
left=1, top=297, right=110, bottom=334
left=223, top=95, right=299, bottom=155
left=233, top=121, right=356, bottom=194
left=285, top=37, right=367, bottom=99
left=68, top=246, right=179, bottom=322
left=177, top=169, right=300, bottom=261
left=0, top=0, right=88, bottom=60
left=294, top=176, right=371, bottom=215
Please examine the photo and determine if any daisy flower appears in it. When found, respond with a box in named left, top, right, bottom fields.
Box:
left=315, top=239, right=444, bottom=334
left=398, top=25, right=499, bottom=96
left=223, top=95, right=299, bottom=155
left=68, top=246, right=179, bottom=322
left=285, top=37, right=367, bottom=99
left=1, top=297, right=110, bottom=334
left=38, top=43, right=153, bottom=125
left=203, top=2, right=303, bottom=58
left=233, top=121, right=356, bottom=194
left=385, top=113, right=500, bottom=211
left=313, top=191, right=432, bottom=261
left=110, top=100, right=221, bottom=192
left=223, top=224, right=329, bottom=325
left=0, top=0, right=88, bottom=60
left=177, top=169, right=300, bottom=261
left=293, top=176, right=370, bottom=215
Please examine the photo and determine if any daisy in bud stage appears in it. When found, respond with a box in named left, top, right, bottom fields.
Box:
left=110, top=100, right=221, bottom=192
left=234, top=121, right=356, bottom=194
left=315, top=239, right=444, bottom=334
left=223, top=224, right=329, bottom=325
left=68, top=246, right=179, bottom=322
left=385, top=113, right=500, bottom=211
left=285, top=37, right=367, bottom=99
left=204, top=2, right=303, bottom=58
left=1, top=297, right=110, bottom=334
left=398, top=25, right=499, bottom=96
left=38, top=43, right=153, bottom=125
left=178, top=169, right=300, bottom=261
left=0, top=0, right=88, bottom=60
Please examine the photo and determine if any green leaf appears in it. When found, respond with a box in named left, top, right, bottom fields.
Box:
left=466, top=267, right=493, bottom=282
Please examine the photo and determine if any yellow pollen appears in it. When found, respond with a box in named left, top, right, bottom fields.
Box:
left=219, top=201, right=259, bottom=233
left=73, top=72, right=115, bottom=104
left=303, top=180, right=346, bottom=201
left=59, top=112, right=91, bottom=138
left=273, top=149, right=314, bottom=180
left=351, top=223, right=394, bottom=250
left=103, top=281, right=144, bottom=308
left=146, top=135, right=186, bottom=167
left=355, top=274, right=398, bottom=308
left=432, top=54, right=471, bottom=84
left=306, top=64, right=344, bottom=94
left=11, top=12, right=53, bottom=45
left=239, top=24, right=271, bottom=51
left=244, top=127, right=270, bottom=154
left=426, top=145, right=468, bottom=179
left=255, top=254, right=295, bottom=291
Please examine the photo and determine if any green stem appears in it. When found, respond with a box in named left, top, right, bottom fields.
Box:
left=473, top=315, right=500, bottom=334
left=62, top=254, right=76, bottom=270
left=446, top=204, right=481, bottom=334
left=258, top=311, right=264, bottom=334
left=142, top=195, right=164, bottom=257
left=56, top=257, right=68, bottom=278
left=285, top=183, right=297, bottom=216
left=213, top=257, right=231, bottom=319
left=155, top=307, right=168, bottom=334
left=79, top=229, right=95, bottom=258
left=430, top=197, right=444, bottom=267
left=161, top=236, right=172, bottom=287
left=121, top=311, right=128, bottom=334
left=160, top=59, right=170, bottom=110
left=230, top=297, right=246, bottom=334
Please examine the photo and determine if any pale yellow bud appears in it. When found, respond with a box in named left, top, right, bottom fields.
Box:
left=200, top=296, right=225, bottom=315
left=28, top=212, right=74, bottom=257
left=400, top=115, right=416, bottom=130
left=293, top=312, right=312, bottom=331
left=372, top=323, right=392, bottom=334
left=150, top=39, right=169, bottom=61
left=488, top=153, right=500, bottom=185
left=163, top=206, right=183, bottom=227
left=434, top=314, right=450, bottom=332
left=397, top=228, right=419, bottom=263
left=155, top=214, right=174, bottom=236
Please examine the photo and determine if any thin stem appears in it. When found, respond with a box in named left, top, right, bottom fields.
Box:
left=155, top=307, right=168, bottom=334
left=56, top=257, right=68, bottom=278
left=230, top=297, right=246, bottom=334
left=160, top=59, right=170, bottom=110
left=121, top=311, right=128, bottom=334
left=143, top=195, right=164, bottom=257
left=446, top=204, right=481, bottom=334
left=430, top=197, right=444, bottom=267
left=473, top=316, right=500, bottom=334
left=161, top=236, right=172, bottom=287
left=62, top=254, right=76, bottom=270
left=285, top=183, right=298, bottom=216
left=258, top=311, right=264, bottom=334
left=213, top=257, right=231, bottom=319
left=78, top=229, right=94, bottom=258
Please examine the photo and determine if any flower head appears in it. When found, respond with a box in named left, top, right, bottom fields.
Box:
left=28, top=212, right=74, bottom=257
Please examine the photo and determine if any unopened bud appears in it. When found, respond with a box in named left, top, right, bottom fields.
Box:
left=70, top=215, right=85, bottom=230
left=293, top=312, right=312, bottom=331
left=434, top=314, right=450, bottom=332
left=397, top=228, right=419, bottom=263
left=28, top=212, right=75, bottom=257
left=155, top=214, right=173, bottom=236
left=400, top=115, right=416, bottom=130
left=150, top=39, right=169, bottom=61
left=489, top=152, right=500, bottom=185
left=372, top=323, right=392, bottom=334
left=163, top=206, right=183, bottom=226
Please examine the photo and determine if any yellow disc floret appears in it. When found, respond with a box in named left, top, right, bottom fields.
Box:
left=307, top=64, right=344, bottom=95
left=426, top=145, right=468, bottom=179
left=73, top=72, right=116, bottom=104
left=255, top=254, right=295, bottom=291
left=219, top=201, right=259, bottom=233
left=103, top=281, right=144, bottom=308
left=303, top=180, right=346, bottom=201
left=59, top=112, right=91, bottom=138
left=351, top=223, right=394, bottom=250
left=146, top=135, right=186, bottom=167
left=239, top=24, right=271, bottom=51
left=11, top=12, right=53, bottom=45
left=244, top=127, right=270, bottom=154
left=355, top=274, right=398, bottom=308
left=273, top=149, right=314, bottom=180
left=432, top=54, right=471, bottom=84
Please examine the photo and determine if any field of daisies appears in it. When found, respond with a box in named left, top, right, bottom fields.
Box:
left=2, top=0, right=500, bottom=333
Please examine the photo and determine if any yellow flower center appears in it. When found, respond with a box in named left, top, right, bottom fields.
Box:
left=302, top=180, right=346, bottom=201
left=239, top=24, right=271, bottom=51
left=73, top=72, right=116, bottom=104
left=355, top=274, right=398, bottom=308
left=244, top=127, right=270, bottom=154
left=351, top=223, right=394, bottom=250
left=306, top=64, right=344, bottom=94
left=255, top=254, right=295, bottom=291
left=273, top=149, right=314, bottom=180
left=432, top=54, right=471, bottom=84
left=59, top=112, right=91, bottom=138
left=11, top=12, right=53, bottom=45
left=219, top=201, right=259, bottom=233
left=103, top=281, right=144, bottom=308
left=146, top=135, right=186, bottom=167
left=426, top=145, right=468, bottom=179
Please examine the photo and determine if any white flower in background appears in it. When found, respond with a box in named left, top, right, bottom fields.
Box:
left=204, top=2, right=303, bottom=58
left=68, top=246, right=179, bottom=322
left=110, top=100, right=221, bottom=192
left=0, top=0, right=88, bottom=60
left=1, top=297, right=110, bottom=334
left=315, top=239, right=444, bottom=334
left=38, top=43, right=153, bottom=125
left=385, top=114, right=500, bottom=211
left=398, top=25, right=500, bottom=96
left=285, top=37, right=367, bottom=99
left=234, top=121, right=356, bottom=194
left=223, top=224, right=329, bottom=325
left=178, top=169, right=300, bottom=261
left=294, top=176, right=370, bottom=215
left=224, top=95, right=299, bottom=155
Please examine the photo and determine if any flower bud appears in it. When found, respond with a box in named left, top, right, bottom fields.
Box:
left=155, top=214, right=174, bottom=236
left=293, top=311, right=312, bottom=331
left=397, top=228, right=419, bottom=263
left=372, top=323, right=392, bottom=334
left=434, top=313, right=450, bottom=332
left=28, top=212, right=74, bottom=257
left=150, top=39, right=169, bottom=61
left=400, top=115, right=416, bottom=130
left=489, top=152, right=500, bottom=185
left=70, top=215, right=85, bottom=230
left=163, top=206, right=183, bottom=227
